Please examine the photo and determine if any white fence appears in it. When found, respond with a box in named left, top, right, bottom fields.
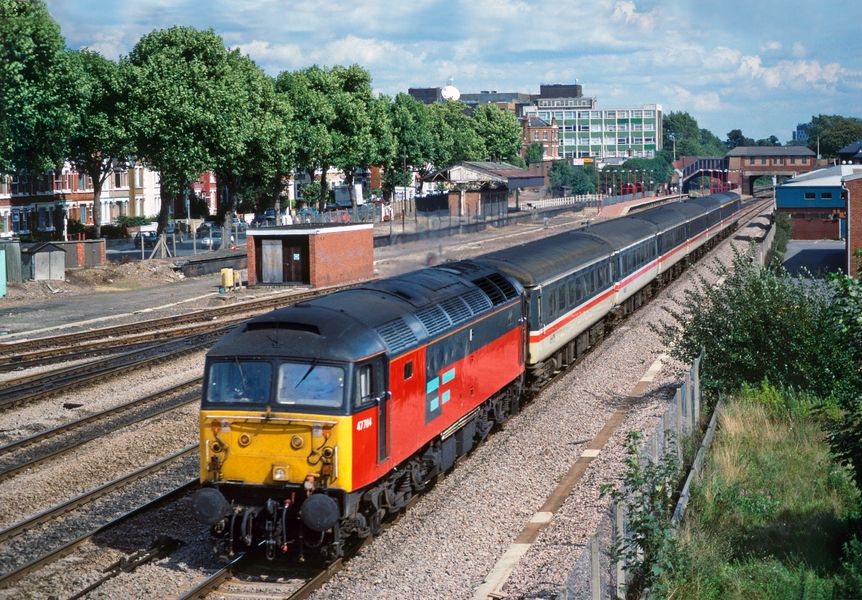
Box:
left=524, top=195, right=600, bottom=210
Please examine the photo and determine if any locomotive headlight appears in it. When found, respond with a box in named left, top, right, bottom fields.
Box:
left=272, top=465, right=289, bottom=481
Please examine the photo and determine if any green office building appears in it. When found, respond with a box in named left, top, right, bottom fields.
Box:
left=525, top=84, right=662, bottom=161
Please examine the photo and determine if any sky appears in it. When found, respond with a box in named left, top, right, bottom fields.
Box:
left=46, top=0, right=862, bottom=142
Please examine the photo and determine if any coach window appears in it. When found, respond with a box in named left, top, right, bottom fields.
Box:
left=804, top=192, right=815, bottom=200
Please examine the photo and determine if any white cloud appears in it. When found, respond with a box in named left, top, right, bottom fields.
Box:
left=792, top=42, right=807, bottom=58
left=737, top=55, right=841, bottom=90
left=611, top=1, right=657, bottom=31
left=662, top=85, right=722, bottom=111
left=760, top=40, right=781, bottom=53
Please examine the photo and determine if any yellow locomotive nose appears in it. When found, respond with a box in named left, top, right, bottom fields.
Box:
left=198, top=410, right=353, bottom=491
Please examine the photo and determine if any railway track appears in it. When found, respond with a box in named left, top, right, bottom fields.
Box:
left=0, top=284, right=358, bottom=360
left=0, top=328, right=222, bottom=410
left=0, top=456, right=198, bottom=589
left=0, top=379, right=200, bottom=483
left=0, top=318, right=244, bottom=372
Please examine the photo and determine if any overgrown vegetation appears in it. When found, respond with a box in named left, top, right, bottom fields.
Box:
left=765, top=212, right=792, bottom=266
left=629, top=247, right=862, bottom=598
left=654, top=384, right=861, bottom=599
left=601, top=431, right=681, bottom=598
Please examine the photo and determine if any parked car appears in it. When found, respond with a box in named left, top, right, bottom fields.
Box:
left=133, top=231, right=158, bottom=249
left=200, top=231, right=236, bottom=249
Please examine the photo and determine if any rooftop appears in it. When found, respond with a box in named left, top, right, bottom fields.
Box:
left=779, top=164, right=862, bottom=187
left=726, top=146, right=815, bottom=157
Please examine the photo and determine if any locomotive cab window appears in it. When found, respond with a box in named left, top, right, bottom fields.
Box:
left=206, top=360, right=272, bottom=404
left=354, top=359, right=385, bottom=410
left=276, top=362, right=345, bottom=408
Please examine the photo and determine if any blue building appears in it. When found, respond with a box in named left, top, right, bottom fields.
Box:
left=792, top=123, right=810, bottom=143
left=776, top=165, right=862, bottom=240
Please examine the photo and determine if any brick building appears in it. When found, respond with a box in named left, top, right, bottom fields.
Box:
left=246, top=224, right=373, bottom=287
left=521, top=116, right=559, bottom=161
left=726, top=146, right=818, bottom=195
left=842, top=173, right=862, bottom=277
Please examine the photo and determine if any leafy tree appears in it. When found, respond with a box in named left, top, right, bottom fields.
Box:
left=621, top=156, right=673, bottom=188
left=548, top=161, right=596, bottom=195
left=66, top=49, right=133, bottom=238
left=805, top=114, right=862, bottom=157
left=0, top=0, right=79, bottom=174
left=663, top=111, right=726, bottom=157
left=125, top=27, right=226, bottom=233
left=525, top=141, right=545, bottom=165
left=276, top=66, right=336, bottom=211
left=384, top=92, right=433, bottom=198
left=209, top=52, right=293, bottom=247
left=726, top=129, right=754, bottom=149
left=472, top=103, right=522, bottom=162
left=755, top=135, right=781, bottom=146
left=428, top=100, right=485, bottom=169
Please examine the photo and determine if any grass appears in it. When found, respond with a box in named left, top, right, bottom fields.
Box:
left=656, top=385, right=861, bottom=599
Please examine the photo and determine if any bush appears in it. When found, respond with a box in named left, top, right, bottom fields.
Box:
left=655, top=249, right=862, bottom=488
left=114, top=215, right=152, bottom=228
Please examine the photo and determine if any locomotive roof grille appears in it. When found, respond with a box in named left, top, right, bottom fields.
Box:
left=462, top=288, right=492, bottom=314
left=375, top=318, right=418, bottom=353
left=486, top=272, right=519, bottom=300
left=415, top=304, right=452, bottom=336
left=440, top=295, right=472, bottom=324
left=474, top=277, right=504, bottom=305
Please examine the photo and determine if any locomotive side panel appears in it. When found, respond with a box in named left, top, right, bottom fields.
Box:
left=352, top=301, right=523, bottom=490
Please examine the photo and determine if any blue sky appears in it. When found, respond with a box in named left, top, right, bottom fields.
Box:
left=47, top=0, right=862, bottom=141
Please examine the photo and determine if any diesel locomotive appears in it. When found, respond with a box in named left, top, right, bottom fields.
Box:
left=192, top=192, right=742, bottom=560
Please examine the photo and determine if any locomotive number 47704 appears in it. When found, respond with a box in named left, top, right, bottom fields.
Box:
left=356, top=417, right=373, bottom=431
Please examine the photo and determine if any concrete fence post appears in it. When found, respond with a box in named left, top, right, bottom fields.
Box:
left=614, top=503, right=626, bottom=598
left=591, top=537, right=601, bottom=600
left=675, top=390, right=683, bottom=462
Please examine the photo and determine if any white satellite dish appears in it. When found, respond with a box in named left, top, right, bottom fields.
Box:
left=441, top=85, right=460, bottom=101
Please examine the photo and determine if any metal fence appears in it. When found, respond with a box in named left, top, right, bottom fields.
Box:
left=561, top=354, right=708, bottom=600
left=523, top=195, right=600, bottom=211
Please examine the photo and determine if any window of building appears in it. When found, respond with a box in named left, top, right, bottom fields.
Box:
left=135, top=168, right=143, bottom=187
left=542, top=131, right=548, bottom=141
left=578, top=111, right=590, bottom=118
left=618, top=137, right=628, bottom=144
left=539, top=111, right=550, bottom=120
left=821, top=192, right=833, bottom=200
left=643, top=123, right=654, bottom=131
left=804, top=192, right=816, bottom=200
left=606, top=111, right=616, bottom=118
left=644, top=110, right=655, bottom=117
left=801, top=157, right=809, bottom=164
left=760, top=158, right=767, bottom=165
left=618, top=110, right=629, bottom=118
left=534, top=132, right=539, bottom=141
left=631, top=110, right=643, bottom=118
left=554, top=100, right=562, bottom=107
left=591, top=111, right=602, bottom=118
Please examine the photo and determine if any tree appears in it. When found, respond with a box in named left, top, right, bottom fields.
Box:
left=472, top=103, right=522, bottom=162
left=0, top=0, right=79, bottom=175
left=276, top=66, right=336, bottom=211
left=428, top=101, right=485, bottom=169
left=663, top=111, right=726, bottom=158
left=806, top=114, right=862, bottom=157
left=755, top=135, right=781, bottom=146
left=125, top=27, right=229, bottom=233
left=525, top=141, right=545, bottom=165
left=209, top=51, right=293, bottom=247
left=385, top=92, right=433, bottom=198
left=726, top=129, right=754, bottom=149
left=66, top=49, right=133, bottom=238
left=548, top=161, right=596, bottom=195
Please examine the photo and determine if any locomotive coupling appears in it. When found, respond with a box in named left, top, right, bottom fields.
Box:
left=192, top=487, right=232, bottom=525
